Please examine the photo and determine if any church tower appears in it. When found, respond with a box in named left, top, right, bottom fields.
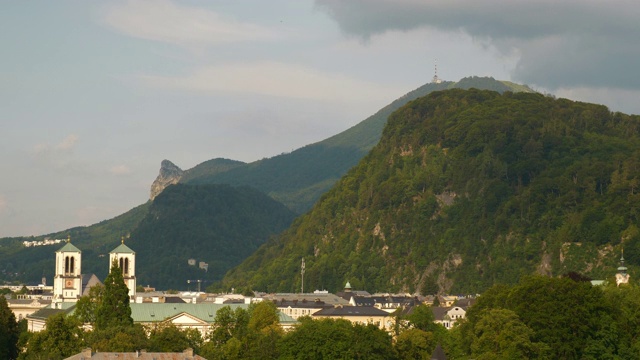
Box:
left=616, top=250, right=630, bottom=286
left=109, top=237, right=136, bottom=299
left=53, top=237, right=82, bottom=303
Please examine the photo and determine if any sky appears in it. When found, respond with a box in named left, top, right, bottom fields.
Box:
left=2, top=0, right=640, bottom=238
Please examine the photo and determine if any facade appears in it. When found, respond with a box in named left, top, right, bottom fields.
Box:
left=271, top=299, right=333, bottom=319
left=432, top=298, right=475, bottom=329
left=6, top=298, right=51, bottom=321
left=313, top=305, right=393, bottom=332
left=109, top=240, right=137, bottom=299
left=65, top=348, right=205, bottom=359
left=53, top=241, right=83, bottom=303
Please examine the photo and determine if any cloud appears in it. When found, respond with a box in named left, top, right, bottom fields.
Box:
left=140, top=61, right=404, bottom=102
left=315, top=0, right=640, bottom=91
left=0, top=195, right=7, bottom=215
left=109, top=164, right=132, bottom=175
left=102, top=0, right=282, bottom=47
left=55, top=134, right=79, bottom=150
left=33, top=134, right=79, bottom=155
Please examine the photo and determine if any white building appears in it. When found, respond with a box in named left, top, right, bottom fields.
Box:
left=52, top=241, right=83, bottom=304
left=109, top=240, right=137, bottom=299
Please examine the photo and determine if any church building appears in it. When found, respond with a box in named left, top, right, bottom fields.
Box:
left=52, top=237, right=137, bottom=304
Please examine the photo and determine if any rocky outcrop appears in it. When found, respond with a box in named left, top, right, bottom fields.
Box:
left=150, top=160, right=184, bottom=200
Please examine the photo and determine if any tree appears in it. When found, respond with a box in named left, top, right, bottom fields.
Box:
left=470, top=309, right=548, bottom=360
left=279, top=317, right=396, bottom=360
left=95, top=259, right=133, bottom=330
left=74, top=284, right=104, bottom=325
left=395, top=328, right=433, bottom=360
left=21, top=313, right=84, bottom=360
left=87, top=325, right=148, bottom=353
left=148, top=324, right=201, bottom=353
left=0, top=296, right=20, bottom=360
left=405, top=304, right=438, bottom=333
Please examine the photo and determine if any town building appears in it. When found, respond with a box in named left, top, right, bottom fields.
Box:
left=64, top=348, right=205, bottom=360
left=313, top=305, right=393, bottom=331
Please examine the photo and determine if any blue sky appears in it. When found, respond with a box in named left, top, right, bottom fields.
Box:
left=2, top=0, right=639, bottom=237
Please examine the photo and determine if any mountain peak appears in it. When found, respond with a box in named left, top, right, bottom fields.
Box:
left=150, top=160, right=184, bottom=200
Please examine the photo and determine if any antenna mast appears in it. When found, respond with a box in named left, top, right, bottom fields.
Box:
left=301, top=258, right=305, bottom=294
left=432, top=59, right=442, bottom=84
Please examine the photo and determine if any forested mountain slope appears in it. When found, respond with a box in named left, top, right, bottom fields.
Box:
left=0, top=203, right=150, bottom=284
left=130, top=184, right=296, bottom=289
left=222, top=89, right=640, bottom=295
left=182, top=77, right=534, bottom=214
left=0, top=185, right=295, bottom=289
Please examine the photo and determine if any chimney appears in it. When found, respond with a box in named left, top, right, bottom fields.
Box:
left=183, top=348, right=194, bottom=357
left=81, top=348, right=92, bottom=358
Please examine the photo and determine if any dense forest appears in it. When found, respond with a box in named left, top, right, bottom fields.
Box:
left=0, top=184, right=296, bottom=290
left=0, top=203, right=150, bottom=284
left=122, top=184, right=297, bottom=289
left=222, top=89, right=640, bottom=295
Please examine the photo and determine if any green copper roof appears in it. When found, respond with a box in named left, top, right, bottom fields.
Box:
left=130, top=303, right=249, bottom=323
left=110, top=243, right=135, bottom=254
left=56, top=242, right=81, bottom=253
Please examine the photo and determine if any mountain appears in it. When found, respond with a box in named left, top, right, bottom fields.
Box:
left=0, top=77, right=533, bottom=288
left=0, top=203, right=150, bottom=285
left=128, top=184, right=296, bottom=289
left=175, top=77, right=535, bottom=214
left=221, top=88, right=640, bottom=295
left=0, top=184, right=295, bottom=290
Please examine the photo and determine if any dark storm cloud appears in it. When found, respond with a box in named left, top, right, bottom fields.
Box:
left=315, top=0, right=640, bottom=90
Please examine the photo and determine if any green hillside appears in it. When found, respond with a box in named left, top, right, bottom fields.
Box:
left=0, top=184, right=295, bottom=289
left=182, top=77, right=534, bottom=214
left=0, top=203, right=150, bottom=284
left=222, top=89, right=640, bottom=295
left=123, top=184, right=296, bottom=289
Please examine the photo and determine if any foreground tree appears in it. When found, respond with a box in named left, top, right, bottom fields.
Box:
left=470, top=309, right=549, bottom=360
left=201, top=302, right=282, bottom=360
left=148, top=324, right=202, bottom=353
left=95, top=259, right=133, bottom=330
left=87, top=325, right=148, bottom=353
left=21, top=313, right=84, bottom=360
left=74, top=284, right=104, bottom=325
left=279, top=317, right=396, bottom=360
left=86, top=260, right=143, bottom=352
left=0, top=296, right=20, bottom=360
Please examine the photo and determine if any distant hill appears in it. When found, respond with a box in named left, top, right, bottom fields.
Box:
left=179, top=77, right=535, bottom=214
left=0, top=184, right=295, bottom=290
left=222, top=89, right=640, bottom=295
left=0, top=203, right=150, bottom=284
left=130, top=183, right=296, bottom=289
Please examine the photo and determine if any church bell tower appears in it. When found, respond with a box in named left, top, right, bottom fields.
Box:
left=109, top=237, right=137, bottom=299
left=53, top=237, right=82, bottom=303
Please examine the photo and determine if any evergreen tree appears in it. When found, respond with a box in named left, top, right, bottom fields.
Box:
left=95, top=259, right=133, bottom=330
left=0, top=296, right=20, bottom=360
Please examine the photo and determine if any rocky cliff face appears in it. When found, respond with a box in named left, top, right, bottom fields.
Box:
left=150, top=160, right=184, bottom=200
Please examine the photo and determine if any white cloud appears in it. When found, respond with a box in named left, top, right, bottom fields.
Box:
left=55, top=134, right=79, bottom=150
left=0, top=195, right=7, bottom=215
left=102, top=0, right=282, bottom=47
left=140, top=61, right=405, bottom=103
left=32, top=134, right=79, bottom=156
left=109, top=164, right=132, bottom=175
